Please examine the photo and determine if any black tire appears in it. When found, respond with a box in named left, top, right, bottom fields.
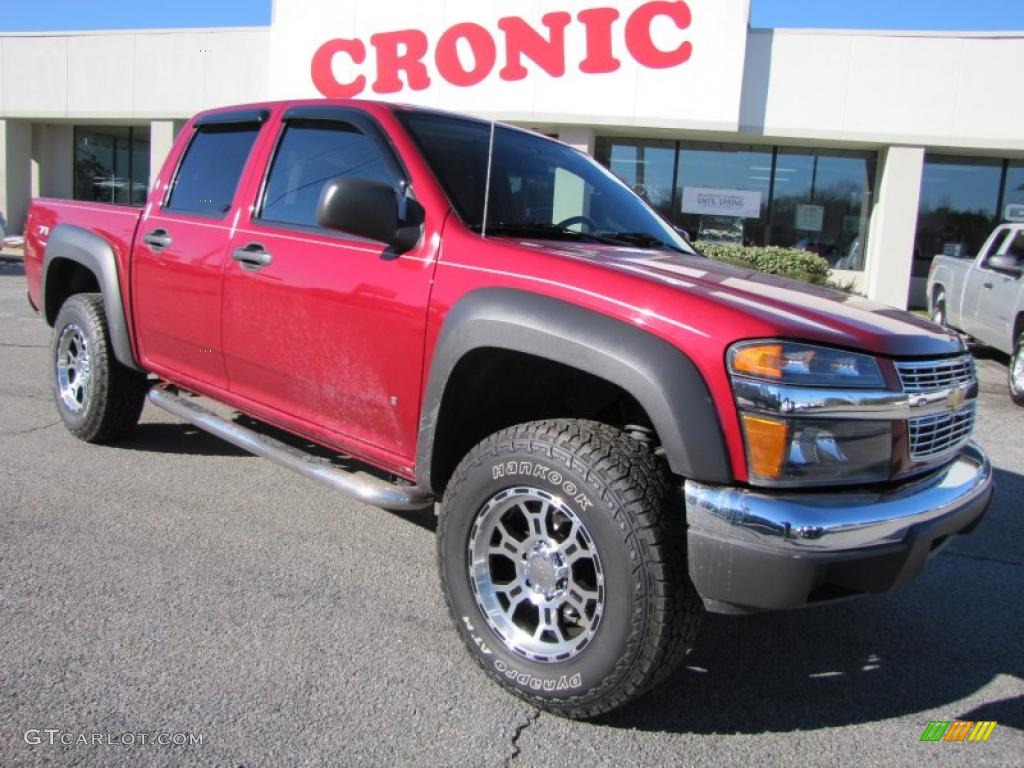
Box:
left=1010, top=332, right=1024, bottom=407
left=438, top=419, right=703, bottom=718
left=931, top=290, right=947, bottom=327
left=51, top=293, right=148, bottom=442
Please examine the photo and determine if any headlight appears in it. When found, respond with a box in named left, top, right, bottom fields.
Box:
left=729, top=341, right=884, bottom=388
left=729, top=341, right=891, bottom=487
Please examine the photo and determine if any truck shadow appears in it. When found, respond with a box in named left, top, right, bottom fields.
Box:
left=600, top=466, right=1024, bottom=735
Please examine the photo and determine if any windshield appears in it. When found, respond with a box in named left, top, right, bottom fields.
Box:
left=396, top=110, right=695, bottom=254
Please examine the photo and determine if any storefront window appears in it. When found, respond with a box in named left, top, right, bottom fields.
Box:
left=675, top=142, right=771, bottom=246
left=1002, top=161, right=1024, bottom=215
left=768, top=148, right=874, bottom=270
left=594, top=138, right=676, bottom=221
left=595, top=137, right=876, bottom=269
left=916, top=155, right=1003, bottom=262
left=74, top=126, right=150, bottom=205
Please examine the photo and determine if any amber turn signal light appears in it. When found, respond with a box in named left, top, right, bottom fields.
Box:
left=731, top=344, right=784, bottom=380
left=740, top=413, right=789, bottom=480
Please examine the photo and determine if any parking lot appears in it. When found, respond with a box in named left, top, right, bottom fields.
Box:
left=0, top=257, right=1021, bottom=767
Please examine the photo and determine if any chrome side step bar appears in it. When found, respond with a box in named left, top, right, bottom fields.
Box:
left=147, top=387, right=434, bottom=512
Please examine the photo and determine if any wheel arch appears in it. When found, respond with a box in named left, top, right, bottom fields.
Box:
left=42, top=223, right=141, bottom=370
left=416, top=288, right=731, bottom=495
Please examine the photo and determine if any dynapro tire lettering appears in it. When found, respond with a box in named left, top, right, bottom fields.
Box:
left=491, top=461, right=592, bottom=510
left=494, top=659, right=583, bottom=692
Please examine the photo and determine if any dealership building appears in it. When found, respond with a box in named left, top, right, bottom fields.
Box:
left=1, top=0, right=1022, bottom=308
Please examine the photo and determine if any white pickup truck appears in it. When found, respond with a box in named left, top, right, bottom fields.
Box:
left=928, top=223, right=1024, bottom=405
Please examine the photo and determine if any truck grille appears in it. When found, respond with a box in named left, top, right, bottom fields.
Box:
left=896, top=355, right=978, bottom=462
left=895, top=355, right=975, bottom=393
left=907, top=405, right=977, bottom=461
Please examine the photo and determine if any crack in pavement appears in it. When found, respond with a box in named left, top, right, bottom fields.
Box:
left=506, top=708, right=540, bottom=767
left=941, top=549, right=1023, bottom=568
left=0, top=343, right=45, bottom=349
left=0, top=420, right=60, bottom=437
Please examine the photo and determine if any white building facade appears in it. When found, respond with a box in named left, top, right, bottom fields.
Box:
left=2, top=0, right=1023, bottom=308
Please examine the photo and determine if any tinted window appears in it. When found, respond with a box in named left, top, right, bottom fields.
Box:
left=166, top=124, right=260, bottom=216
left=983, top=229, right=1008, bottom=259
left=396, top=112, right=491, bottom=226
left=260, top=121, right=394, bottom=228
left=1003, top=230, right=1023, bottom=260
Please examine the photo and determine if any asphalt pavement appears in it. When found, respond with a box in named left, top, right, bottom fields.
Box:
left=1, top=259, right=1021, bottom=767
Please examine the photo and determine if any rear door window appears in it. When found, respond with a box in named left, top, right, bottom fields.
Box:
left=166, top=124, right=261, bottom=217
left=258, top=120, right=395, bottom=229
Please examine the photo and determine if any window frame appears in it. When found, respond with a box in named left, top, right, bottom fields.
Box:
left=250, top=106, right=410, bottom=240
left=161, top=109, right=269, bottom=220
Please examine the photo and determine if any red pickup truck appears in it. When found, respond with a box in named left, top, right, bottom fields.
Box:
left=23, top=99, right=993, bottom=718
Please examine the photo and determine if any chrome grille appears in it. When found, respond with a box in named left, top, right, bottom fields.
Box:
left=895, top=355, right=975, bottom=393
left=908, top=404, right=977, bottom=461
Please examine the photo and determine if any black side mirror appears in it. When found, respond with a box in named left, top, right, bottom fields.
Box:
left=316, top=177, right=421, bottom=252
left=987, top=253, right=1023, bottom=276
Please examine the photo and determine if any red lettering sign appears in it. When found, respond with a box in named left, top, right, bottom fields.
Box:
left=311, top=1, right=694, bottom=97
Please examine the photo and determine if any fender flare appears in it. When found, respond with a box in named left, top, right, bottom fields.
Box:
left=416, top=288, right=731, bottom=491
left=42, top=223, right=141, bottom=370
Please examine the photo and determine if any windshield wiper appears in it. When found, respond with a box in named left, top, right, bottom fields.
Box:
left=484, top=222, right=623, bottom=245
left=597, top=231, right=690, bottom=254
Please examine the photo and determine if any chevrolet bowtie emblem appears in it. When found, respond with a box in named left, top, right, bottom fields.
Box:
left=947, top=386, right=966, bottom=412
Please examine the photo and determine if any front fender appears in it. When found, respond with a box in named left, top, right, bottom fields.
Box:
left=416, top=288, right=731, bottom=491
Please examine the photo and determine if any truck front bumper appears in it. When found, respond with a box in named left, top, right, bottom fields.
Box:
left=685, top=443, right=993, bottom=614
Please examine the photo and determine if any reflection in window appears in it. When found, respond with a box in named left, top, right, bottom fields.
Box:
left=260, top=121, right=393, bottom=228
left=916, top=155, right=1003, bottom=263
left=595, top=138, right=876, bottom=269
left=676, top=143, right=772, bottom=246
left=1002, top=161, right=1024, bottom=213
left=73, top=126, right=150, bottom=206
left=769, top=148, right=875, bottom=270
left=596, top=138, right=676, bottom=221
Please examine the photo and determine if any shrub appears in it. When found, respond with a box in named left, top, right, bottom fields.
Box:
left=696, top=241, right=831, bottom=286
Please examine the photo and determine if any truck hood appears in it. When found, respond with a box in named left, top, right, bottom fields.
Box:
left=513, top=240, right=965, bottom=358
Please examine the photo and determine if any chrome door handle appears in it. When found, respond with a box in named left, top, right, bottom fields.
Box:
left=983, top=282, right=994, bottom=289
left=232, top=243, right=273, bottom=271
left=142, top=229, right=172, bottom=250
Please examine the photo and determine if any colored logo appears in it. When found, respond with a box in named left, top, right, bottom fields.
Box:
left=920, top=721, right=997, bottom=742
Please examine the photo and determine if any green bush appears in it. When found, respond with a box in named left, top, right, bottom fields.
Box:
left=696, top=241, right=831, bottom=286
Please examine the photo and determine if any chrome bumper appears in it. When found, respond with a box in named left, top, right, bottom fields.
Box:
left=684, top=443, right=993, bottom=613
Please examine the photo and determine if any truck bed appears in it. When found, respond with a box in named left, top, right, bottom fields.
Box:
left=24, top=198, right=143, bottom=316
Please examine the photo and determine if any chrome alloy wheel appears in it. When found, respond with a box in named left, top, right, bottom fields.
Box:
left=56, top=323, right=92, bottom=413
left=468, top=487, right=605, bottom=663
left=1013, top=346, right=1024, bottom=394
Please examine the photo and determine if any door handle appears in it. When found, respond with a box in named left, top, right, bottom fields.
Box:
left=983, top=282, right=994, bottom=289
left=142, top=229, right=172, bottom=250
left=232, top=242, right=273, bottom=271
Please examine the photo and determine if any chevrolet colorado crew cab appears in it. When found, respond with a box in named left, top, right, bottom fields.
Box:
left=24, top=100, right=993, bottom=718
left=928, top=223, right=1024, bottom=405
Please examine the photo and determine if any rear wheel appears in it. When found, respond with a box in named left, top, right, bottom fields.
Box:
left=51, top=293, right=148, bottom=442
left=438, top=419, right=703, bottom=718
left=1010, top=332, right=1024, bottom=406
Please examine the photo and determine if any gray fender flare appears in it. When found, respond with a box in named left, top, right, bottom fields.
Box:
left=416, top=288, right=731, bottom=491
left=42, top=223, right=141, bottom=370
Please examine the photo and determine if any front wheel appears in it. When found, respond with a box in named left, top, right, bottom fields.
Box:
left=1010, top=332, right=1024, bottom=406
left=930, top=291, right=947, bottom=327
left=51, top=293, right=149, bottom=442
left=438, top=420, right=703, bottom=718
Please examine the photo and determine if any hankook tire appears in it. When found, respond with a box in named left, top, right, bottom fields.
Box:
left=438, top=419, right=703, bottom=718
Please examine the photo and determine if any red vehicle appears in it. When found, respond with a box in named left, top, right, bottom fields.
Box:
left=23, top=100, right=993, bottom=717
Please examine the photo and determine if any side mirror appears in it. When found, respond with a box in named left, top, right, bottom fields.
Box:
left=317, top=177, right=403, bottom=247
left=987, top=253, right=1023, bottom=276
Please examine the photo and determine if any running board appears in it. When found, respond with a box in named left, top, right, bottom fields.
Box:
left=147, top=387, right=434, bottom=512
